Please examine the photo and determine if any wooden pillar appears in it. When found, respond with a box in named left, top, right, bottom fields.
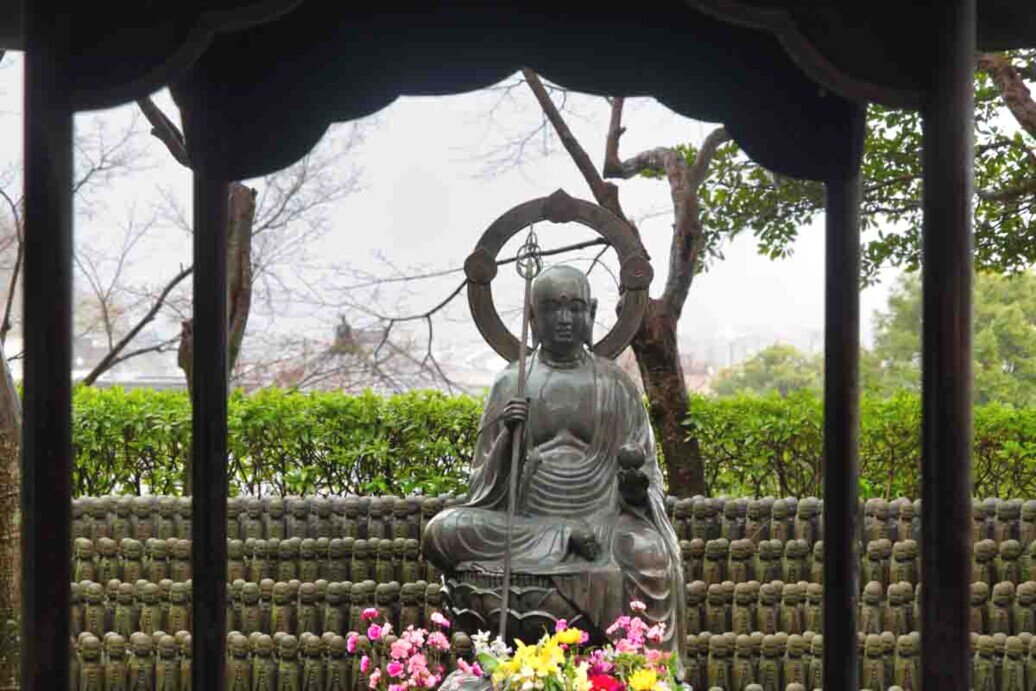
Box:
left=920, top=0, right=975, bottom=688
left=822, top=171, right=861, bottom=691
left=22, top=2, right=73, bottom=689
left=191, top=174, right=229, bottom=690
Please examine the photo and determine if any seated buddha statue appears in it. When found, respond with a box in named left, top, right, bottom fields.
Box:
left=423, top=264, right=685, bottom=659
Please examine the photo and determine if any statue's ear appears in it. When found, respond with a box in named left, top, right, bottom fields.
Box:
left=585, top=298, right=598, bottom=348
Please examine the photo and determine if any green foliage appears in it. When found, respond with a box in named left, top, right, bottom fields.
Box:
left=711, top=343, right=823, bottom=397
left=73, top=387, right=482, bottom=497
left=669, top=53, right=1035, bottom=282
left=712, top=270, right=1036, bottom=407
left=72, top=387, right=1032, bottom=500
left=690, top=390, right=1035, bottom=499
left=865, top=270, right=1036, bottom=406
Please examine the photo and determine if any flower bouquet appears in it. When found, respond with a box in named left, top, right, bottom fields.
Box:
left=347, top=607, right=454, bottom=691
left=473, top=600, right=678, bottom=691
left=348, top=601, right=679, bottom=691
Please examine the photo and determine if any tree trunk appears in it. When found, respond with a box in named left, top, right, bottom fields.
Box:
left=520, top=70, right=708, bottom=497
left=0, top=343, right=20, bottom=690
left=177, top=182, right=255, bottom=495
left=630, top=299, right=705, bottom=496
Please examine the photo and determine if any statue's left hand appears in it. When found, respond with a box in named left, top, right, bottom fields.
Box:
left=618, top=467, right=649, bottom=507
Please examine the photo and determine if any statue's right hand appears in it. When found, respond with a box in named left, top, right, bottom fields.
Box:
left=502, top=397, right=529, bottom=427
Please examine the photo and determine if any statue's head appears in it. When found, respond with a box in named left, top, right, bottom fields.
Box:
left=530, top=265, right=597, bottom=359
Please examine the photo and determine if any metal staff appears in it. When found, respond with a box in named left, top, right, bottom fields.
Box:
left=498, top=227, right=542, bottom=642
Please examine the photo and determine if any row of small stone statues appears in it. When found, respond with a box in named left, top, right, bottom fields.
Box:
left=686, top=578, right=1036, bottom=638
left=71, top=494, right=441, bottom=544
left=686, top=629, right=914, bottom=691
left=72, top=536, right=435, bottom=587
left=71, top=493, right=1036, bottom=551
left=684, top=628, right=1036, bottom=691
left=70, top=628, right=471, bottom=691
left=72, top=578, right=445, bottom=641
left=70, top=532, right=1036, bottom=602
left=683, top=536, right=1035, bottom=588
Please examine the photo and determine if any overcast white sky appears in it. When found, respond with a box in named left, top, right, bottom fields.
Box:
left=0, top=52, right=898, bottom=386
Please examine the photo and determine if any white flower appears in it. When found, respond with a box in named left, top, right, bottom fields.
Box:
left=490, top=639, right=513, bottom=656
left=472, top=630, right=491, bottom=655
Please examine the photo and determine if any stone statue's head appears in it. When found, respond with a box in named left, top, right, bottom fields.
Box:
left=530, top=265, right=597, bottom=358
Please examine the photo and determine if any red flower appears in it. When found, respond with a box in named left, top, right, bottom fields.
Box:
left=589, top=674, right=624, bottom=691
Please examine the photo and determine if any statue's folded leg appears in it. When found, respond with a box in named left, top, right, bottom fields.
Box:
left=423, top=507, right=575, bottom=572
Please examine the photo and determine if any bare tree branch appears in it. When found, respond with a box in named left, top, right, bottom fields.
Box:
left=72, top=115, right=145, bottom=196
left=80, top=265, right=193, bottom=385
left=105, top=336, right=181, bottom=369
left=521, top=68, right=627, bottom=221
left=0, top=189, right=22, bottom=344
left=136, top=96, right=190, bottom=167
left=978, top=52, right=1036, bottom=138
left=659, top=125, right=730, bottom=317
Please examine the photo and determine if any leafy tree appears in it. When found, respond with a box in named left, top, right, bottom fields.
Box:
left=866, top=270, right=1036, bottom=406
left=693, top=50, right=1035, bottom=281
left=711, top=343, right=822, bottom=397
left=498, top=51, right=1032, bottom=495
left=714, top=271, right=1036, bottom=408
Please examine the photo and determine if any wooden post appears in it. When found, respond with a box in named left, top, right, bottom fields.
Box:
left=920, top=0, right=975, bottom=687
left=822, top=170, right=861, bottom=691
left=191, top=173, right=229, bottom=690
left=21, top=2, right=73, bottom=689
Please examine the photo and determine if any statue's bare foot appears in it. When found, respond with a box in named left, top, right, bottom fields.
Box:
left=569, top=529, right=601, bottom=561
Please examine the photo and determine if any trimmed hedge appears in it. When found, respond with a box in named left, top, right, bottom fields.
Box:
left=73, top=387, right=481, bottom=497
left=71, top=387, right=1035, bottom=499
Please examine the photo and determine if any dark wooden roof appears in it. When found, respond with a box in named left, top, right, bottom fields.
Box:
left=2, top=0, right=1034, bottom=179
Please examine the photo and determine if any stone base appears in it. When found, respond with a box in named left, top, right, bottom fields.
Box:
left=444, top=570, right=598, bottom=645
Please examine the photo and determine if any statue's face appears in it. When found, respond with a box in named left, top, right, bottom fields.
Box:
left=531, top=266, right=596, bottom=359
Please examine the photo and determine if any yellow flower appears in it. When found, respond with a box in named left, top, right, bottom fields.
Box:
left=628, top=669, right=658, bottom=691
left=553, top=628, right=584, bottom=646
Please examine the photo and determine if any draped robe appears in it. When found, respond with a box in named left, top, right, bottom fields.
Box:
left=423, top=350, right=685, bottom=657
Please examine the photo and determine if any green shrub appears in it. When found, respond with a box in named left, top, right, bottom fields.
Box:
left=690, top=390, right=1035, bottom=499
left=71, top=386, right=1034, bottom=498
left=73, top=387, right=482, bottom=497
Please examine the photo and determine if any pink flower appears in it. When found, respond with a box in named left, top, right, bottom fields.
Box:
left=629, top=600, right=647, bottom=613
left=360, top=656, right=371, bottom=674
left=362, top=607, right=380, bottom=621
left=606, top=616, right=631, bottom=636
left=368, top=624, right=384, bottom=641
left=430, top=612, right=451, bottom=629
left=347, top=633, right=359, bottom=654
left=645, top=649, right=664, bottom=665
left=555, top=619, right=568, bottom=632
left=389, top=685, right=405, bottom=691
left=457, top=659, right=484, bottom=677
left=426, top=631, right=450, bottom=651
left=646, top=624, right=665, bottom=643
left=402, top=628, right=426, bottom=648
left=422, top=675, right=439, bottom=689
left=390, top=638, right=413, bottom=660
left=580, top=630, right=590, bottom=644
left=407, top=653, right=429, bottom=680
left=368, top=668, right=382, bottom=689
left=387, top=661, right=405, bottom=678
left=588, top=651, right=614, bottom=675
left=615, top=638, right=639, bottom=654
